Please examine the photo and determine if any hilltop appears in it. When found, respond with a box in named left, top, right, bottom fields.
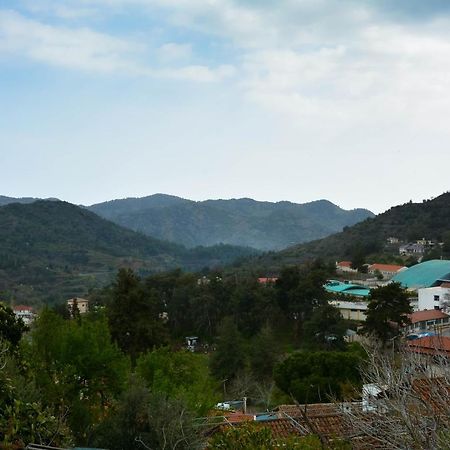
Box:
left=0, top=201, right=256, bottom=304
left=88, top=194, right=374, bottom=251
left=253, top=192, right=450, bottom=270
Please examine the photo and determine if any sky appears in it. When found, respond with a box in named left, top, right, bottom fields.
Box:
left=1, top=1, right=450, bottom=213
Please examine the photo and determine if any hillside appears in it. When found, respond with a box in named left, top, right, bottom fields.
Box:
left=0, top=195, right=43, bottom=206
left=253, top=192, right=450, bottom=270
left=0, top=201, right=256, bottom=304
left=88, top=194, right=374, bottom=250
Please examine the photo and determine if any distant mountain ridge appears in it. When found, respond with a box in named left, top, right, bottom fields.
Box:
left=254, top=192, right=450, bottom=270
left=88, top=194, right=374, bottom=251
left=0, top=200, right=256, bottom=304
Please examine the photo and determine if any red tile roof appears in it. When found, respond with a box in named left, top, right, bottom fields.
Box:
left=440, top=282, right=450, bottom=288
left=13, top=305, right=33, bottom=311
left=257, top=277, right=278, bottom=284
left=408, top=310, right=449, bottom=324
left=224, top=413, right=254, bottom=423
left=407, top=336, right=450, bottom=356
left=337, top=261, right=352, bottom=268
left=368, top=264, right=406, bottom=273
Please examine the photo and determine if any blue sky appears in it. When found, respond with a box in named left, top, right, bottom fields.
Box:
left=1, top=0, right=450, bottom=213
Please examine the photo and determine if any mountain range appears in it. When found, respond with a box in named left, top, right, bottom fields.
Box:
left=254, top=192, right=450, bottom=270
left=0, top=200, right=256, bottom=304
left=87, top=194, right=374, bottom=250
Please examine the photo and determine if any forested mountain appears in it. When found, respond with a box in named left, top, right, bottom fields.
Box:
left=254, top=192, right=450, bottom=270
left=0, top=195, right=44, bottom=206
left=0, top=201, right=256, bottom=304
left=88, top=194, right=374, bottom=250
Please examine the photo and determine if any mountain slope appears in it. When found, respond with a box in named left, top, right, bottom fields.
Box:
left=0, top=201, right=256, bottom=304
left=0, top=195, right=43, bottom=206
left=88, top=195, right=374, bottom=250
left=254, top=192, right=450, bottom=269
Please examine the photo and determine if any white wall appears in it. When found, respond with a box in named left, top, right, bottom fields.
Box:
left=418, top=287, right=450, bottom=311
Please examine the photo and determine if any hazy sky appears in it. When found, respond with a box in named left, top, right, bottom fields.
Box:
left=1, top=1, right=450, bottom=213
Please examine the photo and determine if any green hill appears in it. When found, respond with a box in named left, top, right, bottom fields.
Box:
left=253, top=192, right=450, bottom=270
left=0, top=201, right=256, bottom=304
left=88, top=194, right=374, bottom=250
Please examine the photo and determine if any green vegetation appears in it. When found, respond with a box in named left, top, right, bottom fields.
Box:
left=0, top=200, right=257, bottom=304
left=274, top=345, right=364, bottom=404
left=208, top=422, right=331, bottom=449
left=256, top=192, right=450, bottom=270
left=363, top=282, right=412, bottom=343
left=88, top=194, right=373, bottom=251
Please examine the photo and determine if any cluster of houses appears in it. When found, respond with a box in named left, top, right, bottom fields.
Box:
left=11, top=297, right=90, bottom=325
left=387, top=236, right=442, bottom=258
left=330, top=259, right=450, bottom=343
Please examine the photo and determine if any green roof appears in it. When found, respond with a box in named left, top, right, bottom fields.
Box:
left=392, top=259, right=450, bottom=290
left=324, top=280, right=370, bottom=298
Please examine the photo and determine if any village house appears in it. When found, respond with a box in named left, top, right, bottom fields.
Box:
left=335, top=261, right=358, bottom=273
left=399, top=243, right=425, bottom=256
left=367, top=263, right=406, bottom=279
left=257, top=277, right=278, bottom=284
left=405, top=310, right=450, bottom=334
left=67, top=297, right=89, bottom=315
left=13, top=305, right=36, bottom=325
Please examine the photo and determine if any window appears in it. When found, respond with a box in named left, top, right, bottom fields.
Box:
left=434, top=295, right=440, bottom=301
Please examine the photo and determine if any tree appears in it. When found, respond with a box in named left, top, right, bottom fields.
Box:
left=208, top=422, right=331, bottom=449
left=276, top=265, right=330, bottom=340
left=303, top=303, right=347, bottom=350
left=363, top=283, right=412, bottom=344
left=274, top=348, right=363, bottom=404
left=211, top=317, right=246, bottom=382
left=93, top=377, right=202, bottom=450
left=249, top=324, right=280, bottom=379
left=108, top=269, right=168, bottom=364
left=136, top=348, right=218, bottom=415
left=28, top=308, right=129, bottom=442
left=0, top=303, right=27, bottom=347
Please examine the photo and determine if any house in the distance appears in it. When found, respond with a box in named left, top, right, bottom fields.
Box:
left=257, top=277, right=278, bottom=284
left=399, top=243, right=425, bottom=256
left=405, top=310, right=450, bottom=334
left=367, top=263, right=406, bottom=279
left=329, top=300, right=368, bottom=321
left=13, top=305, right=36, bottom=325
left=67, top=297, right=89, bottom=315
left=336, top=261, right=357, bottom=273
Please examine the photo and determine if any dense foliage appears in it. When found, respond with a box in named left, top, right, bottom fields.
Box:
left=363, top=283, right=412, bottom=343
left=0, top=200, right=257, bottom=304
left=257, top=192, right=450, bottom=269
left=0, top=262, right=369, bottom=448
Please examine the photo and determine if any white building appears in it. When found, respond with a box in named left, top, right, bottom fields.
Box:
left=13, top=305, right=36, bottom=325
left=418, top=284, right=450, bottom=312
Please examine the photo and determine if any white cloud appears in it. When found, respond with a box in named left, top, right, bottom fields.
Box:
left=0, top=10, right=140, bottom=73
left=157, top=42, right=192, bottom=62
left=0, top=9, right=235, bottom=82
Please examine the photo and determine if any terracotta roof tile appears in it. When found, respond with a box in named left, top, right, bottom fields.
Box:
left=369, top=264, right=406, bottom=273
left=407, top=336, right=450, bottom=356
left=408, top=309, right=450, bottom=323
